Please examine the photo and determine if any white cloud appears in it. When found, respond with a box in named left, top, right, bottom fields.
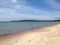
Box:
left=16, top=5, right=21, bottom=8
left=10, top=0, right=17, bottom=3
left=0, top=7, right=60, bottom=21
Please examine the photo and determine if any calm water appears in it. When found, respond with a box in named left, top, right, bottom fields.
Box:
left=0, top=22, right=60, bottom=35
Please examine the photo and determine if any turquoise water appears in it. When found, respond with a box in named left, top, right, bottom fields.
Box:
left=0, top=22, right=60, bottom=35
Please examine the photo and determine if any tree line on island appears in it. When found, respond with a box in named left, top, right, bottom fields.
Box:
left=11, top=20, right=60, bottom=22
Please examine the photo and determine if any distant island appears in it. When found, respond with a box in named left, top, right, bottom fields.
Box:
left=11, top=20, right=60, bottom=22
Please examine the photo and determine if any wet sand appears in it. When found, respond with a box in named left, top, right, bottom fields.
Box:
left=0, top=24, right=60, bottom=45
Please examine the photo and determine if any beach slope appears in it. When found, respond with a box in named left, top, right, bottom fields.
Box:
left=0, top=24, right=60, bottom=45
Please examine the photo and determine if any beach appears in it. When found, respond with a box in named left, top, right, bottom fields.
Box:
left=0, top=24, right=60, bottom=45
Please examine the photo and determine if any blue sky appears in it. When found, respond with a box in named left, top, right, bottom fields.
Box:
left=0, top=0, right=60, bottom=21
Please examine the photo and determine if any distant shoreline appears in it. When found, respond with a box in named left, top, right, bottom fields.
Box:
left=11, top=20, right=60, bottom=22
left=0, top=20, right=60, bottom=22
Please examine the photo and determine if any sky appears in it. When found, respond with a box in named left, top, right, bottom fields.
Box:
left=0, top=0, right=60, bottom=21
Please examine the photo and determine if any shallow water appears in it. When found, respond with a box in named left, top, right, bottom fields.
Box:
left=0, top=22, right=60, bottom=35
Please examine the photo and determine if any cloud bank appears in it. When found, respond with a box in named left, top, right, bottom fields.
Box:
left=0, top=0, right=60, bottom=21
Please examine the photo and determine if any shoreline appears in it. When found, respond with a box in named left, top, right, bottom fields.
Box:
left=0, top=23, right=59, bottom=37
left=0, top=24, right=60, bottom=45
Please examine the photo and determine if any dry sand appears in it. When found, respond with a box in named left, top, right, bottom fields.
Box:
left=0, top=24, right=60, bottom=45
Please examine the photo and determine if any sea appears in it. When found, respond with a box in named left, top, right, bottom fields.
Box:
left=0, top=22, right=60, bottom=35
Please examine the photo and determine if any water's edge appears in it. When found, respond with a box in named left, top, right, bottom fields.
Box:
left=0, top=22, right=60, bottom=36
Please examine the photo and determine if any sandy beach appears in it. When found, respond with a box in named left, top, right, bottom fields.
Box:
left=0, top=24, right=60, bottom=45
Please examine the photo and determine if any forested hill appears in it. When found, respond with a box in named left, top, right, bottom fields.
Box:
left=11, top=20, right=60, bottom=22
